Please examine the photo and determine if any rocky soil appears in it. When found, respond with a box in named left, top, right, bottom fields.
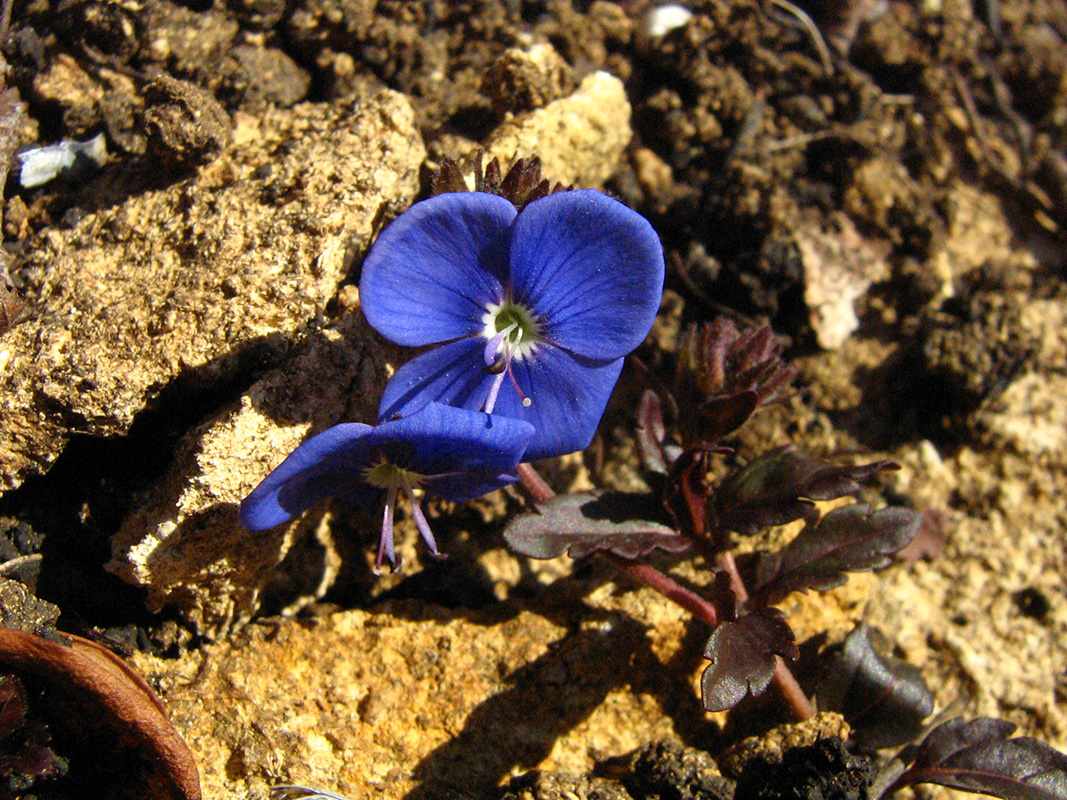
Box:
left=0, top=1, right=1065, bottom=799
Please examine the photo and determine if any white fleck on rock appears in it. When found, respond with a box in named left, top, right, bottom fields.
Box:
left=794, top=213, right=891, bottom=350
left=644, top=4, right=694, bottom=38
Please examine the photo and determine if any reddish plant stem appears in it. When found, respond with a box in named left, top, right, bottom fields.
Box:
left=516, top=461, right=815, bottom=722
left=772, top=658, right=814, bottom=720
left=603, top=553, right=718, bottom=626
left=515, top=462, right=555, bottom=503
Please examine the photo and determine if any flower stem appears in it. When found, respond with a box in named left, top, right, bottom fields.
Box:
left=515, top=462, right=555, bottom=503
left=602, top=552, right=718, bottom=626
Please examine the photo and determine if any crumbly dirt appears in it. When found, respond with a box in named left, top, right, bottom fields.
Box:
left=0, top=0, right=1065, bottom=799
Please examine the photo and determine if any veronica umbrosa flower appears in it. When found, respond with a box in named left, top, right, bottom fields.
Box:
left=239, top=403, right=534, bottom=571
left=360, top=189, right=665, bottom=461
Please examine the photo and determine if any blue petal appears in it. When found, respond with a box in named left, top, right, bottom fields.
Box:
left=239, top=423, right=383, bottom=530
left=509, top=189, right=665, bottom=361
left=368, top=401, right=534, bottom=480
left=493, top=348, right=625, bottom=461
left=359, top=192, right=517, bottom=346
left=378, top=338, right=625, bottom=461
left=377, top=337, right=494, bottom=423
left=423, top=472, right=519, bottom=504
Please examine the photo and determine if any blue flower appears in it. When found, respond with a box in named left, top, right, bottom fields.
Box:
left=359, top=189, right=665, bottom=461
left=239, top=403, right=535, bottom=571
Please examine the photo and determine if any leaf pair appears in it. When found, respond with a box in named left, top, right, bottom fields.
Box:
left=821, top=627, right=1067, bottom=800
left=752, top=504, right=921, bottom=608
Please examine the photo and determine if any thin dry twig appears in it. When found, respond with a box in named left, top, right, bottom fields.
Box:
left=0, top=553, right=43, bottom=576
left=768, top=0, right=834, bottom=77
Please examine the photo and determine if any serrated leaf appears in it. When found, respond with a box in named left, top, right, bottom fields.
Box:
left=503, top=492, right=689, bottom=560
left=701, top=609, right=799, bottom=712
left=818, top=624, right=933, bottom=749
left=753, top=504, right=920, bottom=606
left=712, top=447, right=899, bottom=536
left=891, top=717, right=1067, bottom=800
left=429, top=157, right=468, bottom=194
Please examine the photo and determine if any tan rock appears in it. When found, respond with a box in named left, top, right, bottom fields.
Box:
left=794, top=212, right=891, bottom=350
left=481, top=43, right=576, bottom=115
left=133, top=599, right=695, bottom=800
left=483, top=71, right=631, bottom=188
left=0, top=85, right=425, bottom=492
left=107, top=310, right=388, bottom=635
left=972, top=298, right=1067, bottom=464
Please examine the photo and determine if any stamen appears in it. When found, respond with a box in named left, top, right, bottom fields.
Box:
left=481, top=302, right=542, bottom=412
left=484, top=337, right=533, bottom=413
left=404, top=477, right=444, bottom=559
left=506, top=358, right=532, bottom=408
left=375, top=486, right=399, bottom=573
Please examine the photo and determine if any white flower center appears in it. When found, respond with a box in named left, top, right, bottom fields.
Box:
left=479, top=300, right=541, bottom=414
left=481, top=300, right=542, bottom=362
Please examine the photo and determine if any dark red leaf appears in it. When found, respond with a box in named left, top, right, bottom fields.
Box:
left=636, top=389, right=673, bottom=475
left=429, top=157, right=469, bottom=195
left=818, top=624, right=933, bottom=749
left=503, top=492, right=689, bottom=560
left=752, top=504, right=920, bottom=606
left=671, top=320, right=797, bottom=445
left=712, top=447, right=899, bottom=536
left=891, top=717, right=1067, bottom=800
left=427, top=153, right=567, bottom=210
left=695, top=391, right=760, bottom=445
left=700, top=609, right=799, bottom=712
